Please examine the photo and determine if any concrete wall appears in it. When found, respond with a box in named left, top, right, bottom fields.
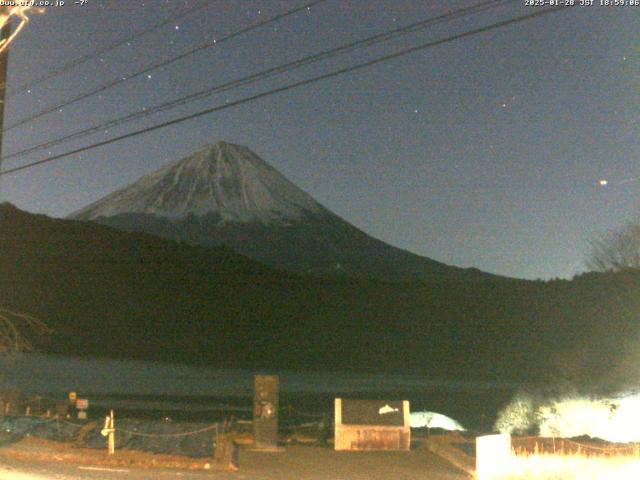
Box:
left=334, top=398, right=410, bottom=451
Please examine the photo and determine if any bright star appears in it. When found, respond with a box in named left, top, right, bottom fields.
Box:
left=599, top=179, right=608, bottom=187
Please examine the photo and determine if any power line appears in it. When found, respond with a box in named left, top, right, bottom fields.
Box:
left=4, top=0, right=513, bottom=162
left=4, top=0, right=328, bottom=132
left=8, top=1, right=214, bottom=96
left=0, top=5, right=571, bottom=178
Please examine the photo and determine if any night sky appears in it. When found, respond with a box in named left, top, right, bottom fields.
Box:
left=0, top=0, right=637, bottom=280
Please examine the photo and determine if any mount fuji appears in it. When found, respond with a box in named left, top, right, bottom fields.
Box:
left=70, top=141, right=487, bottom=280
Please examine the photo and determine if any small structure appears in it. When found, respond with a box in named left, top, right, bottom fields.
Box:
left=75, top=398, right=89, bottom=420
left=334, top=398, right=410, bottom=451
left=476, top=433, right=512, bottom=480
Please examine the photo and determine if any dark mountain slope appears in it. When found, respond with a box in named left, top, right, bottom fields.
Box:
left=3, top=203, right=639, bottom=388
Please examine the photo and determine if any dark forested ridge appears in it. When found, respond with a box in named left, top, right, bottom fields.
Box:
left=86, top=210, right=493, bottom=282
left=2, top=203, right=639, bottom=389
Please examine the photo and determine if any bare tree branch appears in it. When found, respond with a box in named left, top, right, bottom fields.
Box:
left=0, top=307, right=50, bottom=353
left=587, top=221, right=640, bottom=272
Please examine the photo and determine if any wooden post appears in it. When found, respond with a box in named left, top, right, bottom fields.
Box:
left=108, top=409, right=115, bottom=455
left=214, top=432, right=239, bottom=471
left=102, top=409, right=115, bottom=455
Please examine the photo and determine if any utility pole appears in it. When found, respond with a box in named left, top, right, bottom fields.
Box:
left=0, top=7, right=11, bottom=188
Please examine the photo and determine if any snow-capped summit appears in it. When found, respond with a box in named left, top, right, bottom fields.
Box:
left=71, top=141, right=325, bottom=224
left=70, top=141, right=490, bottom=281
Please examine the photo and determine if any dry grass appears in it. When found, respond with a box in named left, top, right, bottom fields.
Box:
left=480, top=439, right=640, bottom=480
left=501, top=451, right=640, bottom=480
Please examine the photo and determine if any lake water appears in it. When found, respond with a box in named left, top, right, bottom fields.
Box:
left=0, top=353, right=520, bottom=430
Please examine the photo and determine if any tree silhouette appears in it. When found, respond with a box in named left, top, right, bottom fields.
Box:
left=587, top=222, right=640, bottom=272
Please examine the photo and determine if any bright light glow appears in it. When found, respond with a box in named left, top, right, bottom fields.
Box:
left=508, top=453, right=640, bottom=480
left=476, top=428, right=640, bottom=480
left=497, top=392, right=640, bottom=443
left=599, top=179, right=608, bottom=186
left=0, top=6, right=40, bottom=53
left=537, top=397, right=615, bottom=440
left=476, top=434, right=512, bottom=480
left=0, top=466, right=57, bottom=479
left=495, top=392, right=535, bottom=435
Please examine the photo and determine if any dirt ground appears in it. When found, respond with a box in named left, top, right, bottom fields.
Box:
left=231, top=445, right=470, bottom=480
left=0, top=437, right=471, bottom=479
